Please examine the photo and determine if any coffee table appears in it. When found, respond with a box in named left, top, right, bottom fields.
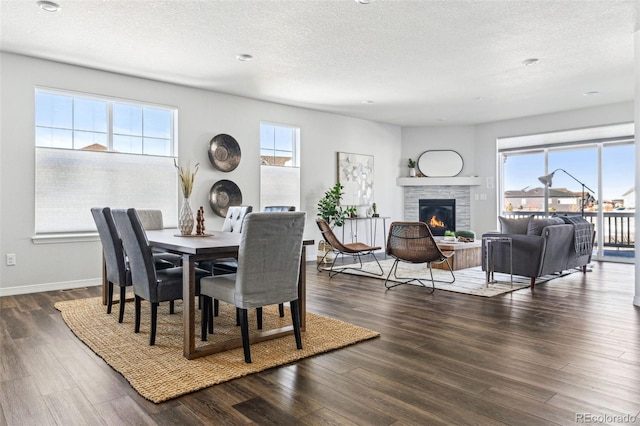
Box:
left=433, top=239, right=482, bottom=270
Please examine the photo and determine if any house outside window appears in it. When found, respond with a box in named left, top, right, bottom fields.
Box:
left=34, top=88, right=178, bottom=236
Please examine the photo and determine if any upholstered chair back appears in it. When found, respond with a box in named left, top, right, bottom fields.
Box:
left=263, top=205, right=295, bottom=212
left=91, top=207, right=127, bottom=287
left=222, top=205, right=253, bottom=233
left=234, top=212, right=305, bottom=308
left=112, top=208, right=159, bottom=301
left=136, top=209, right=164, bottom=230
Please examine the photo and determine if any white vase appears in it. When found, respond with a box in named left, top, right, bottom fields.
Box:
left=409, top=167, right=416, bottom=177
left=179, top=197, right=195, bottom=235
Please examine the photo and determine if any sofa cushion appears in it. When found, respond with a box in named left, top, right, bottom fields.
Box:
left=526, top=217, right=564, bottom=236
left=498, top=216, right=532, bottom=234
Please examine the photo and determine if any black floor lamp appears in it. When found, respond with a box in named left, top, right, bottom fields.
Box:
left=538, top=168, right=595, bottom=217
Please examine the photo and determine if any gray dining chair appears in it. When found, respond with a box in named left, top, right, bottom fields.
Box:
left=263, top=205, right=295, bottom=212
left=199, top=211, right=306, bottom=363
left=198, top=205, right=253, bottom=276
left=91, top=207, right=131, bottom=323
left=112, top=208, right=210, bottom=345
left=137, top=209, right=183, bottom=267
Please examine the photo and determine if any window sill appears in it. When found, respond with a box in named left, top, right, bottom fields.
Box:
left=32, top=232, right=100, bottom=245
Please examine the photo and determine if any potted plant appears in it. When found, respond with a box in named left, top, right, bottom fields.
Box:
left=443, top=230, right=456, bottom=242
left=316, top=183, right=355, bottom=263
left=408, top=158, right=417, bottom=177
left=317, top=182, right=355, bottom=228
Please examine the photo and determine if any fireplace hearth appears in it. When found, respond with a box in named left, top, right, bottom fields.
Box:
left=419, top=199, right=456, bottom=236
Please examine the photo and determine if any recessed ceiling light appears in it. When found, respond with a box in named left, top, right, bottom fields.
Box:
left=473, top=97, right=484, bottom=101
left=583, top=91, right=600, bottom=96
left=522, top=58, right=540, bottom=66
left=236, top=54, right=253, bottom=62
left=37, top=1, right=60, bottom=12
left=355, top=0, right=372, bottom=4
left=438, top=118, right=448, bottom=122
left=361, top=100, right=374, bottom=104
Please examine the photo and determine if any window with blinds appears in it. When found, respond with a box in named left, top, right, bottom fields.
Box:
left=34, top=88, right=178, bottom=235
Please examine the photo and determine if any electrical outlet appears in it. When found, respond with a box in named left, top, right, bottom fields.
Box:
left=6, top=254, right=16, bottom=266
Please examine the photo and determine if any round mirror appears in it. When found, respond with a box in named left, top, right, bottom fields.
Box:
left=418, top=150, right=463, bottom=177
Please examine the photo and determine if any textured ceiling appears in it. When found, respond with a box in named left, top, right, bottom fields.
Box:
left=1, top=0, right=638, bottom=126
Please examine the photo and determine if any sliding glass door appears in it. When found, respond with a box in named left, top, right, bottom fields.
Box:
left=500, top=140, right=635, bottom=262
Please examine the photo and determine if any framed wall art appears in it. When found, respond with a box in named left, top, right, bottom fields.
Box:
left=337, top=152, right=374, bottom=206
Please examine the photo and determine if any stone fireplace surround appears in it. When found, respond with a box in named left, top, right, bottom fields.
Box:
left=403, top=186, right=471, bottom=231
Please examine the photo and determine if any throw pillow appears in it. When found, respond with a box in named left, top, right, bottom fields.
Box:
left=526, top=217, right=564, bottom=236
left=498, top=216, right=532, bottom=234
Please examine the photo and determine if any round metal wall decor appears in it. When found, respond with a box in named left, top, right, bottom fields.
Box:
left=209, top=179, right=242, bottom=217
left=208, top=134, right=241, bottom=172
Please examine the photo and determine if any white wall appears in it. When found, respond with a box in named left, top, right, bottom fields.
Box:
left=401, top=103, right=635, bottom=236
left=0, top=53, right=402, bottom=295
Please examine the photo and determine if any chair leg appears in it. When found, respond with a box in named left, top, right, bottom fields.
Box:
left=106, top=281, right=114, bottom=314
left=208, top=299, right=214, bottom=334
left=150, top=302, right=158, bottom=346
left=201, top=297, right=209, bottom=341
left=118, top=285, right=126, bottom=323
left=134, top=295, right=141, bottom=333
left=169, top=300, right=175, bottom=314
left=316, top=249, right=330, bottom=272
left=256, top=307, right=263, bottom=330
left=278, top=303, right=285, bottom=317
left=239, top=308, right=252, bottom=363
left=327, top=251, right=383, bottom=279
left=290, top=300, right=303, bottom=350
left=214, top=299, right=219, bottom=317
left=384, top=259, right=403, bottom=289
left=530, top=277, right=536, bottom=289
left=236, top=307, right=240, bottom=326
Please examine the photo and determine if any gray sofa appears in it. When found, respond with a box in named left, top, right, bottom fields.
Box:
left=482, top=216, right=595, bottom=289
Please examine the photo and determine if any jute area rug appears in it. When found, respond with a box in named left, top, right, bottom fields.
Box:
left=54, top=297, right=379, bottom=403
left=326, top=258, right=578, bottom=297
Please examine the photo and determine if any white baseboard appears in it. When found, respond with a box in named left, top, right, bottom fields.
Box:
left=0, top=278, right=102, bottom=297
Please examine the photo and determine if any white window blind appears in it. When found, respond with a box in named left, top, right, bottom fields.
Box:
left=35, top=148, right=177, bottom=233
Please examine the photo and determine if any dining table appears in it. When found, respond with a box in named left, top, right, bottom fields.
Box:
left=101, top=228, right=313, bottom=360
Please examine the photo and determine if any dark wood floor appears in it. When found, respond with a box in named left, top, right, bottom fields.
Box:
left=1, top=261, right=639, bottom=425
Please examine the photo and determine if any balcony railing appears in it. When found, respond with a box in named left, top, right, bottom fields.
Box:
left=501, top=210, right=635, bottom=259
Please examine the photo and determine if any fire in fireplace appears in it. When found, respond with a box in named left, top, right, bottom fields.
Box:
left=419, top=199, right=456, bottom=236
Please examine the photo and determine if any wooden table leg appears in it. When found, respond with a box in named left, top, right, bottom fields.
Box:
left=183, top=254, right=196, bottom=359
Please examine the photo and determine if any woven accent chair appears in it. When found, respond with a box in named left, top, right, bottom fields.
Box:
left=112, top=208, right=209, bottom=345
left=199, top=212, right=306, bottom=363
left=385, top=221, right=455, bottom=293
left=315, top=218, right=383, bottom=278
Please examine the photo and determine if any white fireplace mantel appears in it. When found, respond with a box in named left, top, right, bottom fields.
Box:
left=396, top=177, right=483, bottom=186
